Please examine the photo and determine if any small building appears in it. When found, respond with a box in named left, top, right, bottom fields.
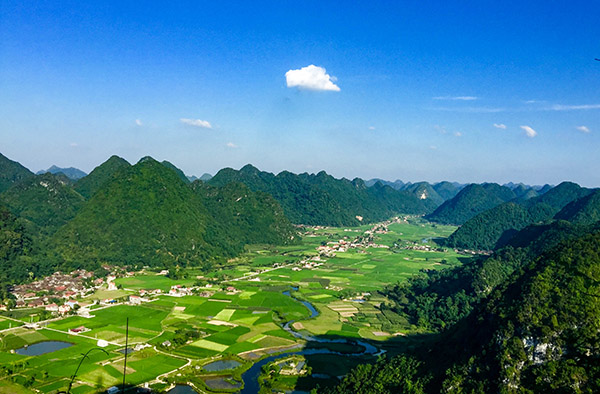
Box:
left=58, top=304, right=71, bottom=314
left=129, top=295, right=142, bottom=305
left=45, top=303, right=59, bottom=312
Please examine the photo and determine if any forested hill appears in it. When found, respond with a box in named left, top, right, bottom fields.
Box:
left=0, top=152, right=33, bottom=193
left=430, top=229, right=600, bottom=393
left=208, top=164, right=438, bottom=226
left=425, top=183, right=518, bottom=225
left=328, top=220, right=600, bottom=393
left=445, top=181, right=595, bottom=250
left=50, top=157, right=297, bottom=270
left=74, top=155, right=131, bottom=198
left=0, top=172, right=86, bottom=236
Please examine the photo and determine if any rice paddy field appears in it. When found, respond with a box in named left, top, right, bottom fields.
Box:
left=0, top=217, right=468, bottom=393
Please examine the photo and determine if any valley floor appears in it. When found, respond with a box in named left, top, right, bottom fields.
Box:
left=0, top=217, right=470, bottom=394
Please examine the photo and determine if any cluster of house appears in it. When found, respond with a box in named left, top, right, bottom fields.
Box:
left=316, top=236, right=389, bottom=257
left=167, top=285, right=193, bottom=297
left=292, top=259, right=324, bottom=271
left=9, top=270, right=95, bottom=310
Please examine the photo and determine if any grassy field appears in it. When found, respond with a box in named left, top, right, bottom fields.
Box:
left=0, top=217, right=466, bottom=393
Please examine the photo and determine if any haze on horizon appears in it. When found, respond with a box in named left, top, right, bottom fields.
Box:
left=1, top=1, right=599, bottom=187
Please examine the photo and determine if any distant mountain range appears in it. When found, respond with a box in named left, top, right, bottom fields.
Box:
left=1, top=150, right=598, bottom=281
left=36, top=165, right=87, bottom=180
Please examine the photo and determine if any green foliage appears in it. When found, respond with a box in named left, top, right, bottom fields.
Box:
left=443, top=182, right=596, bottom=251
left=381, top=221, right=596, bottom=333
left=323, top=355, right=426, bottom=394
left=0, top=172, right=85, bottom=237
left=48, top=158, right=297, bottom=271
left=426, top=183, right=516, bottom=225
left=432, top=181, right=463, bottom=201
left=74, top=155, right=131, bottom=199
left=208, top=165, right=436, bottom=226
left=555, top=189, right=600, bottom=225
left=0, top=153, right=33, bottom=194
left=437, top=230, right=600, bottom=393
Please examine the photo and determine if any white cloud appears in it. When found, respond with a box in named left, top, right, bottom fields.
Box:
left=368, top=126, right=375, bottom=130
left=520, top=125, right=538, bottom=138
left=431, top=106, right=504, bottom=113
left=576, top=125, right=590, bottom=133
left=135, top=119, right=143, bottom=126
left=226, top=142, right=238, bottom=148
left=548, top=104, right=600, bottom=111
left=429, top=145, right=438, bottom=150
left=180, top=118, right=212, bottom=129
left=69, top=142, right=78, bottom=147
left=285, top=65, right=340, bottom=91
left=433, top=96, right=478, bottom=101
left=493, top=123, right=507, bottom=129
left=454, top=131, right=463, bottom=137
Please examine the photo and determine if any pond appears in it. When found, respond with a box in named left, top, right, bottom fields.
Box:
left=203, top=376, right=242, bottom=390
left=202, top=359, right=242, bottom=372
left=15, top=341, right=73, bottom=356
left=167, top=384, right=198, bottom=394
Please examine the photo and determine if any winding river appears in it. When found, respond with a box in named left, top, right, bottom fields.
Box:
left=238, top=287, right=382, bottom=393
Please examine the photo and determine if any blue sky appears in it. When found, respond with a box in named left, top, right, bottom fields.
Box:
left=1, top=1, right=599, bottom=186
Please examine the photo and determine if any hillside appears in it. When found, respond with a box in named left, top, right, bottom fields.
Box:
left=425, top=183, right=516, bottom=225
left=402, top=182, right=444, bottom=206
left=51, top=158, right=298, bottom=270
left=0, top=172, right=85, bottom=236
left=208, top=165, right=436, bottom=226
left=0, top=152, right=33, bottom=193
left=0, top=205, right=37, bottom=288
left=52, top=157, right=218, bottom=268
left=74, top=155, right=131, bottom=198
left=330, top=224, right=600, bottom=393
left=554, top=189, right=600, bottom=225
left=443, top=182, right=594, bottom=250
left=191, top=181, right=297, bottom=248
left=432, top=181, right=463, bottom=200
left=435, top=230, right=600, bottom=392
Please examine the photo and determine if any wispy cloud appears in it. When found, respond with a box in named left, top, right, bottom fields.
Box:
left=180, top=118, right=212, bottom=129
left=433, top=96, right=478, bottom=101
left=135, top=119, right=143, bottom=126
left=454, top=131, right=463, bottom=137
left=69, top=142, right=78, bottom=147
left=430, top=106, right=505, bottom=113
left=493, top=123, right=507, bottom=129
left=520, top=125, right=538, bottom=138
left=576, top=126, right=590, bottom=133
left=226, top=142, right=238, bottom=148
left=368, top=126, right=375, bottom=130
left=285, top=65, right=340, bottom=91
left=548, top=104, right=600, bottom=111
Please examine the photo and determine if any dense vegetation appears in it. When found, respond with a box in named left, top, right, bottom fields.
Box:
left=329, top=221, right=600, bottom=393
left=0, top=172, right=86, bottom=236
left=50, top=157, right=297, bottom=270
left=381, top=220, right=596, bottom=333
left=0, top=152, right=33, bottom=193
left=73, top=155, right=131, bottom=199
left=0, top=205, right=38, bottom=299
left=425, top=183, right=517, bottom=225
left=445, top=182, right=595, bottom=250
left=209, top=165, right=438, bottom=226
